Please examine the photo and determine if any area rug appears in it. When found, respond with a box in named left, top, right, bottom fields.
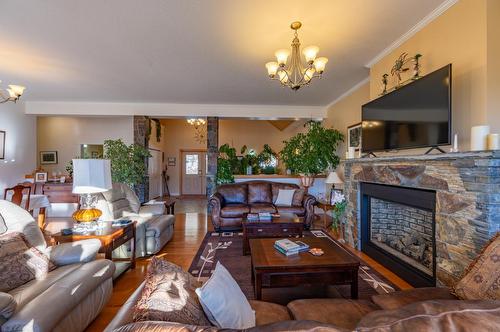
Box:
left=188, top=230, right=399, bottom=304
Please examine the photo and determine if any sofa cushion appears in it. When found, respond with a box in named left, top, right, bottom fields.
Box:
left=287, top=299, right=379, bottom=330
left=249, top=300, right=291, bottom=326
left=0, top=292, right=16, bottom=320
left=0, top=232, right=56, bottom=292
left=246, top=320, right=348, bottom=332
left=275, top=206, right=305, bottom=215
left=372, top=287, right=456, bottom=310
left=248, top=183, right=272, bottom=204
left=454, top=232, right=500, bottom=300
left=220, top=204, right=250, bottom=218
left=356, top=300, right=500, bottom=331
left=250, top=203, right=277, bottom=214
left=274, top=189, right=295, bottom=206
left=271, top=183, right=298, bottom=202
left=218, top=184, right=247, bottom=204
left=133, top=257, right=210, bottom=326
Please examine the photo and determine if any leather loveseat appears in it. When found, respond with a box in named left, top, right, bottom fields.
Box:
left=96, top=183, right=175, bottom=257
left=0, top=200, right=115, bottom=332
left=209, top=181, right=316, bottom=231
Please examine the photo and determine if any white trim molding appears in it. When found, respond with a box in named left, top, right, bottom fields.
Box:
left=364, top=0, right=459, bottom=68
left=324, top=77, right=369, bottom=110
left=24, top=101, right=326, bottom=120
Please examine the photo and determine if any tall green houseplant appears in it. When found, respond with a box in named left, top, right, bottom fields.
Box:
left=280, top=121, right=344, bottom=176
left=103, top=139, right=151, bottom=187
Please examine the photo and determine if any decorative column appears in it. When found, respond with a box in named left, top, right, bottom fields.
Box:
left=206, top=117, right=219, bottom=205
left=133, top=116, right=149, bottom=203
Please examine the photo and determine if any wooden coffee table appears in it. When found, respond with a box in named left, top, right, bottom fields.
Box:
left=242, top=213, right=304, bottom=255
left=249, top=236, right=359, bottom=300
left=52, top=221, right=136, bottom=280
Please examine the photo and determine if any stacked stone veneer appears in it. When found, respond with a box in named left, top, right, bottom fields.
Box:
left=343, top=151, right=500, bottom=287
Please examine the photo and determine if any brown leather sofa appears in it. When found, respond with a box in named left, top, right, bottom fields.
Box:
left=208, top=181, right=316, bottom=231
left=105, top=284, right=500, bottom=331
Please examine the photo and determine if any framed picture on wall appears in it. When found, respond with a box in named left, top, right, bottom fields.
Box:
left=0, top=131, right=5, bottom=160
left=167, top=157, right=176, bottom=166
left=40, top=151, right=58, bottom=164
left=35, top=172, right=48, bottom=183
left=347, top=123, right=362, bottom=152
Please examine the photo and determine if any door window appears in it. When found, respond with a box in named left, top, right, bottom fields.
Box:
left=185, top=154, right=199, bottom=175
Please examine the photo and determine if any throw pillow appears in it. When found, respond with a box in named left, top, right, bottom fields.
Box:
left=453, top=233, right=500, bottom=300
left=133, top=256, right=210, bottom=326
left=292, top=189, right=306, bottom=206
left=195, top=261, right=255, bottom=329
left=0, top=213, right=6, bottom=235
left=0, top=232, right=56, bottom=292
left=274, top=189, right=296, bottom=206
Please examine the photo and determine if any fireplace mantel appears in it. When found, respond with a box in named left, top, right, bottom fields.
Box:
left=341, top=150, right=500, bottom=286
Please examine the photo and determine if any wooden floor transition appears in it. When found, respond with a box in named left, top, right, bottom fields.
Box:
left=85, top=197, right=411, bottom=331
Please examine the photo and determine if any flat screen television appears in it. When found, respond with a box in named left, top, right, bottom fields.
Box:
left=362, top=64, right=451, bottom=153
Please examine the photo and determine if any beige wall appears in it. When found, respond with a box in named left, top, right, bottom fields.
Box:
left=0, top=103, right=37, bottom=193
left=370, top=0, right=491, bottom=150
left=161, top=119, right=307, bottom=195
left=37, top=116, right=134, bottom=174
left=324, top=82, right=370, bottom=157
left=487, top=0, right=500, bottom=130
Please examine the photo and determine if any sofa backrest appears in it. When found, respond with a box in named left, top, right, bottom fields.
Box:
left=217, top=183, right=248, bottom=204
left=216, top=181, right=303, bottom=206
left=98, top=183, right=141, bottom=220
left=248, top=182, right=272, bottom=204
left=0, top=199, right=47, bottom=251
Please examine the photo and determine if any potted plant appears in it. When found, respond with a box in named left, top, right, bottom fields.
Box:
left=280, top=121, right=343, bottom=187
left=330, top=190, right=347, bottom=240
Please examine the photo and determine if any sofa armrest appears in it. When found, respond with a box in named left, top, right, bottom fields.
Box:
left=139, top=203, right=165, bottom=216
left=208, top=193, right=224, bottom=231
left=302, top=194, right=317, bottom=229
left=0, top=292, right=16, bottom=320
left=46, top=239, right=101, bottom=266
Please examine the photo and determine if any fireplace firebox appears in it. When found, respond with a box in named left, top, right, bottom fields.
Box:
left=360, top=182, right=436, bottom=287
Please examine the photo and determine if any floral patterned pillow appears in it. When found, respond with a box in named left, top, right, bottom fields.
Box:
left=453, top=233, right=500, bottom=300
left=133, top=256, right=211, bottom=326
left=0, top=232, right=56, bottom=292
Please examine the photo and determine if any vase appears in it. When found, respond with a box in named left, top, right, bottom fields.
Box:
left=300, top=175, right=315, bottom=188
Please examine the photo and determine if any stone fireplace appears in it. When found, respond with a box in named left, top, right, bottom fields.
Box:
left=342, top=151, right=500, bottom=287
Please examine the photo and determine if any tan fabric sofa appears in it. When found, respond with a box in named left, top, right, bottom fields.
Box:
left=0, top=200, right=115, bottom=332
left=105, top=281, right=500, bottom=331
left=96, top=183, right=175, bottom=257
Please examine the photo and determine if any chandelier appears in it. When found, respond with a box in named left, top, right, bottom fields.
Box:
left=0, top=81, right=25, bottom=103
left=265, top=21, right=328, bottom=91
left=187, top=118, right=207, bottom=143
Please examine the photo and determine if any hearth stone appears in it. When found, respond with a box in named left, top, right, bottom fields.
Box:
left=343, top=151, right=500, bottom=287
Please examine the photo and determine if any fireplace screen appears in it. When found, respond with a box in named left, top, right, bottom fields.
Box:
left=370, top=198, right=434, bottom=276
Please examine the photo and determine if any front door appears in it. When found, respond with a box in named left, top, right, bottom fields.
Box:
left=181, top=151, right=207, bottom=195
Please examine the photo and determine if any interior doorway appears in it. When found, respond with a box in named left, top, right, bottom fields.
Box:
left=149, top=148, right=163, bottom=199
left=180, top=149, right=207, bottom=195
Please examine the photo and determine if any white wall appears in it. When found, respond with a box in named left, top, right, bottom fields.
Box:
left=37, top=116, right=134, bottom=174
left=0, top=102, right=37, bottom=193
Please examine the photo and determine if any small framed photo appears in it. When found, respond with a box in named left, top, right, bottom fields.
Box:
left=40, top=151, right=58, bottom=164
left=347, top=122, right=362, bottom=152
left=35, top=172, right=48, bottom=183
left=0, top=131, right=5, bottom=160
left=167, top=157, right=176, bottom=166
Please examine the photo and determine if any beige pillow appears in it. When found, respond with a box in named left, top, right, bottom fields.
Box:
left=453, top=233, right=500, bottom=300
left=133, top=257, right=210, bottom=326
left=0, top=232, right=56, bottom=292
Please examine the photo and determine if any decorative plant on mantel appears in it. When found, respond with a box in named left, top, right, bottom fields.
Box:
left=280, top=121, right=343, bottom=187
left=103, top=139, right=151, bottom=188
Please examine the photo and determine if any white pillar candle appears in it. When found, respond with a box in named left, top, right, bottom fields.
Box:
left=470, top=125, right=490, bottom=151
left=487, top=134, right=499, bottom=150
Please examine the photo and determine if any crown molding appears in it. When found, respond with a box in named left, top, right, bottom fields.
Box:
left=24, top=101, right=326, bottom=119
left=324, top=77, right=369, bottom=110
left=364, top=0, right=459, bottom=68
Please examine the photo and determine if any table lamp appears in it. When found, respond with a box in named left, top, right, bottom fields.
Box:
left=72, top=159, right=112, bottom=223
left=325, top=171, right=343, bottom=201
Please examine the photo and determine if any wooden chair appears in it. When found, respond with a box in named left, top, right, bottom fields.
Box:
left=4, top=184, right=32, bottom=211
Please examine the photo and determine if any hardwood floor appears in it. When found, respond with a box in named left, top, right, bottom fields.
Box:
left=86, top=198, right=411, bottom=331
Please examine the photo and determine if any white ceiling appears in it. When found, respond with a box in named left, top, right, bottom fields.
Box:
left=0, top=0, right=449, bottom=106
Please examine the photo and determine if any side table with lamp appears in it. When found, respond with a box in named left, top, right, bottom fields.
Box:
left=317, top=171, right=345, bottom=241
left=51, top=159, right=137, bottom=279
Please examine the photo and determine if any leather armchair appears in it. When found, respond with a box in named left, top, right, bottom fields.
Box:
left=0, top=200, right=115, bottom=332
left=209, top=181, right=316, bottom=231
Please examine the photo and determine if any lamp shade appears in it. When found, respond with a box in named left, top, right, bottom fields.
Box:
left=72, top=159, right=112, bottom=194
left=325, top=171, right=343, bottom=184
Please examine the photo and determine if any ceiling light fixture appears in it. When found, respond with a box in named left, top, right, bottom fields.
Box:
left=187, top=118, right=207, bottom=143
left=0, top=81, right=25, bottom=103
left=265, top=21, right=328, bottom=91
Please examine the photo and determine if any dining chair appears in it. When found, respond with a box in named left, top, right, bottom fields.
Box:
left=4, top=184, right=32, bottom=211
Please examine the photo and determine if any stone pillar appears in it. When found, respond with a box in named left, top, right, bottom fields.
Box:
left=133, top=116, right=149, bottom=203
left=206, top=117, right=219, bottom=205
